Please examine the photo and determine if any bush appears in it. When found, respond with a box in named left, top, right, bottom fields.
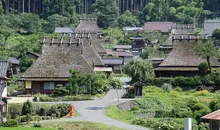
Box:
left=131, top=118, right=154, bottom=128
left=170, top=91, right=179, bottom=97
left=8, top=104, right=22, bottom=119
left=209, top=98, right=220, bottom=111
left=2, top=119, right=18, bottom=127
left=131, top=106, right=140, bottom=111
left=198, top=62, right=209, bottom=75
left=52, top=87, right=69, bottom=97
left=148, top=78, right=172, bottom=87
left=172, top=76, right=202, bottom=87
left=161, top=83, right=172, bottom=92
left=22, top=100, right=33, bottom=115
left=143, top=86, right=162, bottom=93
left=173, top=87, right=182, bottom=92
left=194, top=90, right=210, bottom=96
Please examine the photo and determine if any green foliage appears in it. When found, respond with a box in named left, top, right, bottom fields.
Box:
left=172, top=76, right=202, bottom=87
left=143, top=86, right=162, bottom=93
left=122, top=58, right=155, bottom=83
left=198, top=62, right=209, bottom=76
left=1, top=119, right=18, bottom=127
left=22, top=100, right=33, bottom=115
left=43, top=0, right=77, bottom=18
left=44, top=14, right=71, bottom=33
left=212, top=29, right=220, bottom=41
left=118, top=10, right=140, bottom=27
left=52, top=87, right=69, bottom=97
left=161, top=83, right=172, bottom=93
left=194, top=90, right=210, bottom=96
left=173, top=87, right=182, bottom=92
left=92, top=0, right=119, bottom=28
left=194, top=39, right=217, bottom=72
left=205, top=69, right=220, bottom=89
left=148, top=77, right=172, bottom=87
left=110, top=79, right=123, bottom=89
left=34, top=94, right=93, bottom=102
left=8, top=104, right=22, bottom=119
left=142, top=0, right=204, bottom=24
left=209, top=98, right=220, bottom=111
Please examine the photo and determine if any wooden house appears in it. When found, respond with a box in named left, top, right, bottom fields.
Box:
left=0, top=61, right=10, bottom=121
left=130, top=36, right=150, bottom=56
left=21, top=37, right=94, bottom=94
left=8, top=57, right=20, bottom=75
left=155, top=34, right=220, bottom=77
left=201, top=109, right=220, bottom=130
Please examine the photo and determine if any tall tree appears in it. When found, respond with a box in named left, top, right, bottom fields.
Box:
left=92, top=0, right=119, bottom=28
left=122, top=58, right=155, bottom=83
left=194, top=39, right=218, bottom=72
left=118, top=10, right=140, bottom=27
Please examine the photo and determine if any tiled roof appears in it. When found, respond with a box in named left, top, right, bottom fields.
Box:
left=102, top=58, right=123, bottom=65
left=0, top=61, right=8, bottom=78
left=8, top=57, right=20, bottom=65
left=201, top=19, right=220, bottom=36
left=144, top=22, right=176, bottom=32
left=201, top=109, right=220, bottom=120
left=114, top=45, right=132, bottom=49
left=54, top=27, right=74, bottom=33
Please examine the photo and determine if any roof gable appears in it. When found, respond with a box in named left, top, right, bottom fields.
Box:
left=22, top=38, right=94, bottom=79
left=75, top=18, right=102, bottom=34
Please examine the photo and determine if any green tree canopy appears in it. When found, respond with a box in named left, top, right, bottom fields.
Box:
left=118, top=10, right=140, bottom=27
left=122, top=58, right=155, bottom=83
left=194, top=39, right=218, bottom=72
left=92, top=0, right=119, bottom=28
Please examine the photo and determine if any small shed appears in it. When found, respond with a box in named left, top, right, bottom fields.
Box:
left=201, top=109, right=220, bottom=130
left=132, top=81, right=145, bottom=97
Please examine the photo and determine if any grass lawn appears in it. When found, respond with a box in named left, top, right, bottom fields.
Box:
left=0, top=128, right=52, bottom=130
left=40, top=121, right=124, bottom=130
left=3, top=121, right=124, bottom=130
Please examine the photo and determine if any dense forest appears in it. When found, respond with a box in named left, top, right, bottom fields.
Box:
left=0, top=0, right=220, bottom=68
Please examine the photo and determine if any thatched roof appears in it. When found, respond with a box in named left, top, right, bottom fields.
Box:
left=156, top=40, right=220, bottom=71
left=81, top=38, right=104, bottom=66
left=75, top=18, right=102, bottom=34
left=22, top=38, right=94, bottom=80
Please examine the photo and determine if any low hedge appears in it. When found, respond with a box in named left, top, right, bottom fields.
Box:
left=34, top=94, right=93, bottom=102
left=1, top=119, right=18, bottom=127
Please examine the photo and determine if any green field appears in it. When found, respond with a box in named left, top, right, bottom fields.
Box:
left=0, top=128, right=52, bottom=130
left=105, top=86, right=217, bottom=129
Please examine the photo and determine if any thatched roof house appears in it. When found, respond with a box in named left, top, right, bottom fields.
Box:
left=75, top=17, right=103, bottom=34
left=21, top=37, right=94, bottom=94
left=155, top=36, right=220, bottom=77
left=75, top=18, right=106, bottom=55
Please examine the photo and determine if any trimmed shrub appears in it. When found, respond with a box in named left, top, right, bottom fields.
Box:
left=161, top=83, right=172, bottom=92
left=52, top=87, right=69, bottom=97
left=172, top=76, right=202, bottom=87
left=22, top=100, right=33, bottom=115
left=143, top=86, right=162, bottom=93
left=2, top=119, right=18, bottom=127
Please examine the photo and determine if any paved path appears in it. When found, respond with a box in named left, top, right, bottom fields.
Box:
left=41, top=89, right=149, bottom=130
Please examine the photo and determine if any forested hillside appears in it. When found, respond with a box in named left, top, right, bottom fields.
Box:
left=0, top=0, right=219, bottom=64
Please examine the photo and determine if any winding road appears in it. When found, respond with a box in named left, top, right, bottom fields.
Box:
left=41, top=89, right=149, bottom=130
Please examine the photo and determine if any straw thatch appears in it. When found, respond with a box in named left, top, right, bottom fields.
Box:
left=75, top=18, right=102, bottom=34
left=156, top=40, right=220, bottom=71
left=22, top=38, right=94, bottom=80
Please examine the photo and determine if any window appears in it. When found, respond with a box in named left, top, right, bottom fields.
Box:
left=44, top=82, right=55, bottom=90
